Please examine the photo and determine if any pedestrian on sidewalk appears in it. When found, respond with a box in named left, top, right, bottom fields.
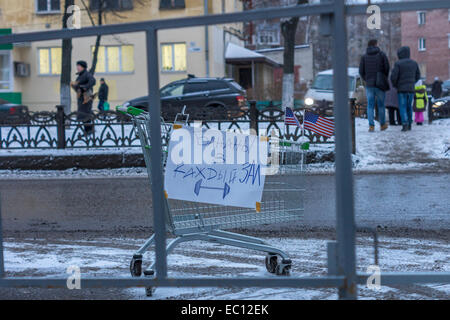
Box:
left=431, top=77, right=443, bottom=100
left=71, top=60, right=96, bottom=135
left=390, top=46, right=421, bottom=132
left=97, top=78, right=109, bottom=111
left=413, top=80, right=428, bottom=126
left=385, top=77, right=401, bottom=125
left=359, top=39, right=390, bottom=132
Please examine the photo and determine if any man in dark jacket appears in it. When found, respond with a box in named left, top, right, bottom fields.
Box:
left=97, top=78, right=109, bottom=111
left=71, top=60, right=96, bottom=134
left=431, top=77, right=443, bottom=100
left=390, top=46, right=421, bottom=131
left=359, top=39, right=390, bottom=132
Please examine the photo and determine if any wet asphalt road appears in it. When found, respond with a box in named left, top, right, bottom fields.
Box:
left=0, top=172, right=448, bottom=231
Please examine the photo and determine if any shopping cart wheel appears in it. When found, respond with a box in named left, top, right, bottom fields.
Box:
left=145, top=287, right=154, bottom=297
left=265, top=254, right=278, bottom=274
left=130, top=254, right=143, bottom=277
left=276, top=259, right=292, bottom=276
left=144, top=270, right=155, bottom=297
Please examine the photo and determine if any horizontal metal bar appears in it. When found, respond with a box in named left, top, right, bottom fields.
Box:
left=0, top=276, right=345, bottom=289
left=2, top=0, right=448, bottom=45
left=0, top=3, right=334, bottom=45
left=346, top=0, right=450, bottom=15
left=357, top=272, right=450, bottom=285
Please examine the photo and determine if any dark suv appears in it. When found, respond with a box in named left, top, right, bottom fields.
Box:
left=122, top=76, right=247, bottom=120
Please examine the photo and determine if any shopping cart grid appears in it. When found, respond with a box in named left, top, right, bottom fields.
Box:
left=117, top=106, right=305, bottom=296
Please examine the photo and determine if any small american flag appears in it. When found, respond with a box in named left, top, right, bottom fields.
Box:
left=304, top=111, right=334, bottom=138
left=284, top=107, right=301, bottom=127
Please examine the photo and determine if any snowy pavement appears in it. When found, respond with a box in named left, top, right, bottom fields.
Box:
left=1, top=234, right=449, bottom=299
left=307, top=118, right=450, bottom=173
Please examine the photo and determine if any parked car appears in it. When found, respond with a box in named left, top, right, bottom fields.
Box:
left=122, top=76, right=247, bottom=120
left=431, top=96, right=450, bottom=119
left=442, top=79, right=450, bottom=96
left=0, top=99, right=29, bottom=125
left=304, top=67, right=364, bottom=107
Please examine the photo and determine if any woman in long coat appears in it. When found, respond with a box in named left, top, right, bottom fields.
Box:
left=385, top=78, right=401, bottom=125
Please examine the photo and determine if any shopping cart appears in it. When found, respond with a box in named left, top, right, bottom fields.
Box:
left=117, top=106, right=305, bottom=296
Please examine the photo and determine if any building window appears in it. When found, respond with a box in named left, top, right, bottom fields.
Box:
left=159, top=0, right=185, bottom=10
left=38, top=47, right=61, bottom=75
left=0, top=51, right=13, bottom=91
left=448, top=34, right=450, bottom=49
left=161, top=43, right=186, bottom=72
left=90, top=0, right=133, bottom=11
left=418, top=63, right=427, bottom=80
left=417, top=11, right=426, bottom=25
left=418, top=38, right=426, bottom=51
left=36, top=0, right=61, bottom=13
left=256, top=23, right=280, bottom=46
left=93, top=45, right=134, bottom=73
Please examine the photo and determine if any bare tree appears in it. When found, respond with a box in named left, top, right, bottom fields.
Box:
left=79, top=0, right=150, bottom=75
left=60, top=0, right=75, bottom=114
left=281, top=0, right=308, bottom=111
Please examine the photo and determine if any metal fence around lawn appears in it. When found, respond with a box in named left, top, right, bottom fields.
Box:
left=0, top=0, right=449, bottom=300
left=0, top=101, right=340, bottom=150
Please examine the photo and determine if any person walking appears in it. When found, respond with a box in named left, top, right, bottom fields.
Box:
left=390, top=46, right=421, bottom=132
left=431, top=77, right=443, bottom=100
left=71, top=60, right=96, bottom=135
left=413, top=80, right=428, bottom=126
left=385, top=77, right=401, bottom=125
left=97, top=78, right=109, bottom=111
left=359, top=39, right=390, bottom=132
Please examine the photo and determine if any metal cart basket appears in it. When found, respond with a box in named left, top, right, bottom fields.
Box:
left=117, top=106, right=305, bottom=296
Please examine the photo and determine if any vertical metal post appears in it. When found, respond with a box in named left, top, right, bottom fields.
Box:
left=327, top=241, right=338, bottom=276
left=332, top=0, right=356, bottom=299
left=350, top=98, right=356, bottom=155
left=56, top=105, right=66, bottom=149
left=0, top=197, right=4, bottom=278
left=145, top=27, right=167, bottom=279
left=249, top=100, right=259, bottom=135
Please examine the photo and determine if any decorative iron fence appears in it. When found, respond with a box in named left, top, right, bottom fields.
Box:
left=0, top=102, right=346, bottom=150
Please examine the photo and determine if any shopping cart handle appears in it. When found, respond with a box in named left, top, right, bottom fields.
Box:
left=116, top=105, right=146, bottom=116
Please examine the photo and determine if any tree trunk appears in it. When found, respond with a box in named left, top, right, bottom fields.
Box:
left=60, top=0, right=74, bottom=115
left=90, top=1, right=103, bottom=75
left=280, top=0, right=308, bottom=111
left=281, top=16, right=299, bottom=111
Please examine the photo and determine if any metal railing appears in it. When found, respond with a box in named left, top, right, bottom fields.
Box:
left=0, top=0, right=449, bottom=300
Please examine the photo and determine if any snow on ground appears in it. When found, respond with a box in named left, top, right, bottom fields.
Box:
left=2, top=235, right=449, bottom=299
left=306, top=118, right=450, bottom=174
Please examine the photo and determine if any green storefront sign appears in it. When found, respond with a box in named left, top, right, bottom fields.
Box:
left=0, top=28, right=12, bottom=50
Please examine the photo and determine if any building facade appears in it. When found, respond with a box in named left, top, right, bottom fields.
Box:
left=401, top=9, right=450, bottom=83
left=0, top=0, right=244, bottom=111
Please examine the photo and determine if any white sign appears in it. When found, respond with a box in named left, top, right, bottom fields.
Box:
left=164, top=126, right=268, bottom=209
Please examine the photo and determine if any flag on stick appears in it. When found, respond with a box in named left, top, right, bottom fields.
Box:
left=284, top=107, right=301, bottom=127
left=304, top=111, right=334, bottom=138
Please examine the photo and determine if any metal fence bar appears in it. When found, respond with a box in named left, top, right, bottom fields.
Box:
left=0, top=276, right=345, bottom=288
left=0, top=4, right=335, bottom=45
left=145, top=28, right=167, bottom=279
left=357, top=273, right=450, bottom=285
left=0, top=0, right=449, bottom=296
left=0, top=198, right=4, bottom=279
left=346, top=0, right=450, bottom=15
left=332, top=0, right=356, bottom=300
